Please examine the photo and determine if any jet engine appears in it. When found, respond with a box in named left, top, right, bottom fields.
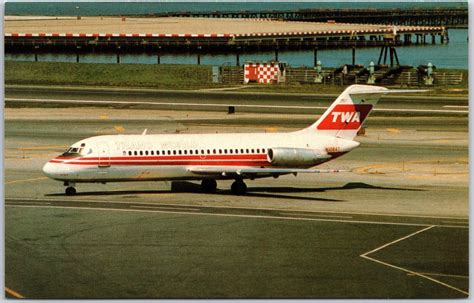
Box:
left=267, top=148, right=331, bottom=167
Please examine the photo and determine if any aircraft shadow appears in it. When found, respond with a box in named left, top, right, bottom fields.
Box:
left=45, top=182, right=421, bottom=202
left=45, top=189, right=171, bottom=197
left=247, top=182, right=425, bottom=194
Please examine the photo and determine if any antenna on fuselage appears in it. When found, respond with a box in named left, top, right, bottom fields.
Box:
left=141, top=129, right=148, bottom=135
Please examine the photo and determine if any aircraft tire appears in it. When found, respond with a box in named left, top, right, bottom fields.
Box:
left=231, top=180, right=247, bottom=195
left=201, top=179, right=217, bottom=193
left=65, top=187, right=76, bottom=196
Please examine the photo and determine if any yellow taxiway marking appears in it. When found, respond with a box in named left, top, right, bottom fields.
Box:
left=114, top=126, right=125, bottom=132
left=18, top=145, right=67, bottom=151
left=407, top=272, right=468, bottom=279
left=5, top=177, right=48, bottom=185
left=385, top=128, right=400, bottom=133
left=265, top=127, right=279, bottom=132
left=360, top=225, right=469, bottom=296
left=100, top=115, right=109, bottom=120
left=5, top=287, right=25, bottom=299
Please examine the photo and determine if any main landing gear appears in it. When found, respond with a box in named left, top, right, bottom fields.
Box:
left=201, top=178, right=217, bottom=193
left=231, top=179, right=247, bottom=195
left=200, top=178, right=248, bottom=195
left=64, top=181, right=76, bottom=196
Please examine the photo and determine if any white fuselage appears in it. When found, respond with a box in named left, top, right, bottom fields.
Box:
left=42, top=130, right=357, bottom=183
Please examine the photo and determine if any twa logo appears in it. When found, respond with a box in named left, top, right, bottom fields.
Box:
left=317, top=104, right=372, bottom=130
left=331, top=111, right=361, bottom=123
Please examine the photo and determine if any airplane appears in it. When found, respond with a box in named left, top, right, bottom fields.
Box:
left=42, top=84, right=421, bottom=196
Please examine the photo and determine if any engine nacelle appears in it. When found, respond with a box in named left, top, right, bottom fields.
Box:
left=267, top=148, right=331, bottom=167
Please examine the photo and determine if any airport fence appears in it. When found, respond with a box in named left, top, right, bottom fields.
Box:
left=219, top=65, right=465, bottom=87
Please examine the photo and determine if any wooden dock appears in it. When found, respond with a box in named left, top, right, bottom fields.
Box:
left=5, top=16, right=447, bottom=53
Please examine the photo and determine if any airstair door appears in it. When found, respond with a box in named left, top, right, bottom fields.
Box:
left=98, top=143, right=111, bottom=168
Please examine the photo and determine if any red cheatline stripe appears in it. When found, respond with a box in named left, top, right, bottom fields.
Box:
left=49, top=154, right=267, bottom=163
left=53, top=160, right=271, bottom=166
left=82, top=155, right=267, bottom=161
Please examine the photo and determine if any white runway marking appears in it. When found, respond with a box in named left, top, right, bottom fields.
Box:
left=130, top=205, right=199, bottom=212
left=278, top=212, right=352, bottom=219
left=360, top=226, right=468, bottom=296
left=443, top=105, right=469, bottom=108
left=4, top=204, right=468, bottom=229
left=5, top=197, right=469, bottom=221
left=5, top=97, right=469, bottom=114
left=407, top=272, right=469, bottom=279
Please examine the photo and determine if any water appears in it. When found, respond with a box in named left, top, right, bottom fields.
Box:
left=5, top=1, right=468, bottom=16
left=5, top=29, right=468, bottom=69
left=5, top=2, right=468, bottom=69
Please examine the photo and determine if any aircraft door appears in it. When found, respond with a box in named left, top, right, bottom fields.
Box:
left=98, top=143, right=111, bottom=168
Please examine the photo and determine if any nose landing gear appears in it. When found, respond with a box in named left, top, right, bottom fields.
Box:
left=64, top=181, right=77, bottom=196
left=65, top=186, right=76, bottom=196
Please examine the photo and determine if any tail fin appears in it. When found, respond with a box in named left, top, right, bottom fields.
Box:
left=303, top=85, right=426, bottom=140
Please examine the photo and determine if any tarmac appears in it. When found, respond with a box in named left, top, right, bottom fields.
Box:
left=4, top=87, right=469, bottom=299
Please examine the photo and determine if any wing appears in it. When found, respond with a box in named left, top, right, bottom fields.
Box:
left=187, top=166, right=347, bottom=178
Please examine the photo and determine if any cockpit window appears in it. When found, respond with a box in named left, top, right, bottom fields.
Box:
left=62, top=145, right=89, bottom=157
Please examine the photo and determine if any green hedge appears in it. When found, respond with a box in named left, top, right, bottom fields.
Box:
left=5, top=61, right=213, bottom=89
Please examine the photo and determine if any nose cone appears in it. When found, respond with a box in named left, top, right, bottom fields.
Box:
left=42, top=162, right=66, bottom=179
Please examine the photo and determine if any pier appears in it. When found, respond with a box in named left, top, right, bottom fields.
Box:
left=5, top=17, right=447, bottom=53
left=148, top=8, right=468, bottom=28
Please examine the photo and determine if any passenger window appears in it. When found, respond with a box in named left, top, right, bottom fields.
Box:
left=157, top=151, right=160, bottom=155
left=229, top=149, right=233, bottom=154
left=140, top=151, right=143, bottom=156
left=213, top=149, right=216, bottom=154
left=134, top=151, right=137, bottom=156
left=251, top=149, right=255, bottom=153
left=262, top=148, right=266, bottom=153
left=256, top=149, right=260, bottom=153
left=246, top=149, right=249, bottom=153
left=201, top=149, right=204, bottom=154
left=128, top=151, right=132, bottom=156
left=151, top=150, right=154, bottom=155
left=190, top=150, right=193, bottom=155
left=173, top=150, right=176, bottom=155
left=184, top=150, right=187, bottom=155
left=195, top=150, right=199, bottom=154
left=219, top=149, right=222, bottom=154
left=167, top=150, right=171, bottom=155
left=207, top=149, right=210, bottom=154
left=224, top=149, right=228, bottom=154
left=240, top=149, right=244, bottom=153
left=145, top=151, right=149, bottom=155
left=178, top=150, right=182, bottom=155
